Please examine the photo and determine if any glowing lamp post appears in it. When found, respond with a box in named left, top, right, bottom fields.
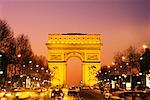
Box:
left=46, top=70, right=49, bottom=73
left=29, top=60, right=32, bottom=64
left=142, top=44, right=148, bottom=49
left=142, top=44, right=150, bottom=50
left=107, top=65, right=110, bottom=68
left=16, top=54, right=22, bottom=87
left=41, top=67, right=44, bottom=71
left=122, top=56, right=126, bottom=60
left=112, top=62, right=115, bottom=65
left=122, top=56, right=134, bottom=90
left=17, top=54, right=21, bottom=58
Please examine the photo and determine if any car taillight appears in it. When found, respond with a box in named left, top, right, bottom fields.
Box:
left=111, top=92, right=114, bottom=95
left=60, top=93, right=63, bottom=96
left=121, top=93, right=124, bottom=97
left=2, top=89, right=6, bottom=92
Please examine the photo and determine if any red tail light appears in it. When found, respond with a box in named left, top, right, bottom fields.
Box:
left=121, top=93, right=124, bottom=97
left=111, top=92, right=114, bottom=95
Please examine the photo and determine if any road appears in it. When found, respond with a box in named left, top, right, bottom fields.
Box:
left=64, top=89, right=150, bottom=100
left=79, top=90, right=104, bottom=100
left=0, top=89, right=104, bottom=100
left=64, top=89, right=104, bottom=100
left=1, top=88, right=150, bottom=100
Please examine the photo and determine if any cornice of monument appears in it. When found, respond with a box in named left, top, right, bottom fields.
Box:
left=48, top=33, right=101, bottom=35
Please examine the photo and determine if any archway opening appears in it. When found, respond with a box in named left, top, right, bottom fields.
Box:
left=66, top=57, right=82, bottom=87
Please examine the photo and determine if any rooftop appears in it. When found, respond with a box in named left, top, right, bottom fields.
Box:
left=62, top=33, right=87, bottom=35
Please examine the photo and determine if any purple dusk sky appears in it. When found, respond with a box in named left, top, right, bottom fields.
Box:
left=0, top=0, right=150, bottom=65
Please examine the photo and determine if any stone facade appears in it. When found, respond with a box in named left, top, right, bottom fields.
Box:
left=46, top=33, right=102, bottom=87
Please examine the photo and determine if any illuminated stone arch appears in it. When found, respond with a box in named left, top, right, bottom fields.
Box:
left=46, top=33, right=102, bottom=87
left=64, top=52, right=84, bottom=61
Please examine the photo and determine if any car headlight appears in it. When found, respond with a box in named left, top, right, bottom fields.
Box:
left=51, top=93, right=54, bottom=96
left=5, top=92, right=12, bottom=97
left=16, top=93, right=20, bottom=97
left=60, top=93, right=64, bottom=96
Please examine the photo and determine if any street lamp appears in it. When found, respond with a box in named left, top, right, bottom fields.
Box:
left=112, top=62, right=115, bottom=65
left=142, top=44, right=150, bottom=50
left=41, top=67, right=44, bottom=71
left=23, top=65, right=25, bottom=68
left=122, top=56, right=134, bottom=90
left=15, top=54, right=22, bottom=87
left=17, top=54, right=21, bottom=58
left=29, top=60, right=32, bottom=64
left=107, top=65, right=110, bottom=68
left=122, top=56, right=126, bottom=60
left=120, top=66, right=123, bottom=68
left=142, top=44, right=147, bottom=49
left=36, top=65, right=39, bottom=68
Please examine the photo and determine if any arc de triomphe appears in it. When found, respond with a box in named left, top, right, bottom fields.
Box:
left=46, top=33, right=102, bottom=87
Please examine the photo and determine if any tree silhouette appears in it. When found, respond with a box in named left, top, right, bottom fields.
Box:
left=113, top=46, right=141, bottom=74
left=16, top=34, right=33, bottom=64
left=0, top=19, right=15, bottom=67
left=140, top=48, right=150, bottom=73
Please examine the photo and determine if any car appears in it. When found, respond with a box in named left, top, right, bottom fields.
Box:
left=145, top=87, right=150, bottom=93
left=135, top=85, right=145, bottom=91
left=13, top=88, right=34, bottom=99
left=82, top=86, right=91, bottom=90
left=104, top=92, right=112, bottom=99
left=100, top=86, right=105, bottom=94
left=105, top=88, right=124, bottom=99
left=68, top=86, right=80, bottom=95
left=51, top=88, right=64, bottom=99
left=62, top=88, right=68, bottom=95
left=15, top=90, right=31, bottom=100
left=4, top=91, right=16, bottom=99
left=94, top=86, right=99, bottom=90
left=13, top=87, right=25, bottom=92
left=34, top=87, right=43, bottom=93
left=28, top=91, right=39, bottom=100
left=0, top=89, right=6, bottom=98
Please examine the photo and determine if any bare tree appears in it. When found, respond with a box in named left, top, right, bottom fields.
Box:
left=16, top=34, right=33, bottom=64
left=0, top=19, right=14, bottom=53
left=125, top=46, right=141, bottom=68
left=113, top=46, right=141, bottom=74
left=113, top=51, right=124, bottom=66
left=31, top=54, right=49, bottom=80
left=0, top=19, right=16, bottom=68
